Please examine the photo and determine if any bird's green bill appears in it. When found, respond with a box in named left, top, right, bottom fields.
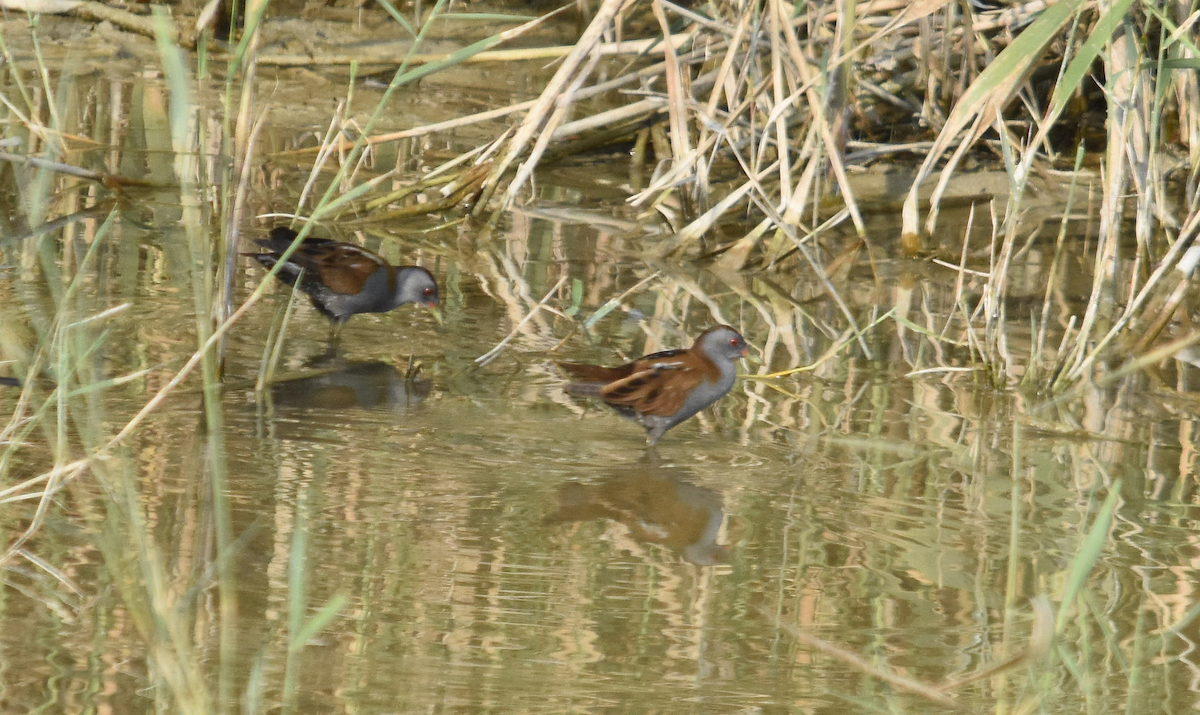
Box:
left=424, top=303, right=444, bottom=326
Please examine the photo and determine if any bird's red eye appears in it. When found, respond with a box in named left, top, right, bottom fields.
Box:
left=729, top=338, right=739, bottom=346
left=424, top=287, right=434, bottom=296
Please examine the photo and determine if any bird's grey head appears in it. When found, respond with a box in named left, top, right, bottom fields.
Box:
left=395, top=267, right=439, bottom=307
left=695, top=325, right=748, bottom=363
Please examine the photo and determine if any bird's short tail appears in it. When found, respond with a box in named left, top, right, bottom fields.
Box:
left=564, top=381, right=605, bottom=399
left=244, top=252, right=277, bottom=268
left=255, top=226, right=301, bottom=253
left=244, top=252, right=304, bottom=287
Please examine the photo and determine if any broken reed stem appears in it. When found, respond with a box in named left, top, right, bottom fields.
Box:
left=348, top=161, right=491, bottom=221
left=294, top=100, right=351, bottom=213
left=274, top=35, right=720, bottom=160
left=0, top=151, right=160, bottom=187
left=243, top=31, right=696, bottom=67
left=744, top=308, right=895, bottom=379
left=759, top=597, right=1053, bottom=707
left=492, top=52, right=602, bottom=225
left=221, top=105, right=269, bottom=369
left=49, top=0, right=194, bottom=48
left=936, top=598, right=1055, bottom=694
left=759, top=603, right=955, bottom=707
left=475, top=275, right=569, bottom=366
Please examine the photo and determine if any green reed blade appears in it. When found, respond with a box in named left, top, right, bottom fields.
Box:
left=1056, top=481, right=1122, bottom=632
left=372, top=0, right=416, bottom=37
left=289, top=594, right=350, bottom=654
left=1044, top=0, right=1133, bottom=126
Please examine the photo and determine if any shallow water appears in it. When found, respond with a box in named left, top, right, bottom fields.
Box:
left=3, top=23, right=1200, bottom=715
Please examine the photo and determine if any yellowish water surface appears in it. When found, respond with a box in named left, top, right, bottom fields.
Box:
left=1, top=14, right=1198, bottom=715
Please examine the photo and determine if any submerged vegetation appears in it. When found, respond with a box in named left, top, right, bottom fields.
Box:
left=0, top=0, right=1199, bottom=712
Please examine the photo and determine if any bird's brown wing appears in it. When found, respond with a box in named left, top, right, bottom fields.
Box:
left=255, top=228, right=389, bottom=296
left=303, top=243, right=388, bottom=295
left=598, top=355, right=703, bottom=417
left=556, top=362, right=635, bottom=383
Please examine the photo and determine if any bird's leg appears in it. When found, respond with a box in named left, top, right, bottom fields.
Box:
left=404, top=353, right=423, bottom=382
left=329, top=319, right=346, bottom=342
left=641, top=445, right=662, bottom=467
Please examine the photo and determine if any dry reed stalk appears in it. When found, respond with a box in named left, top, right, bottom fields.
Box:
left=1028, top=179, right=1074, bottom=383
left=0, top=82, right=106, bottom=149
left=766, top=0, right=792, bottom=214
left=0, top=151, right=158, bottom=187
left=1057, top=207, right=1200, bottom=387
left=294, top=100, right=352, bottom=214
left=719, top=217, right=777, bottom=271
left=220, top=0, right=269, bottom=365
left=1128, top=246, right=1200, bottom=354
left=1, top=0, right=196, bottom=48
left=553, top=96, right=664, bottom=142
left=473, top=0, right=630, bottom=220
left=748, top=308, right=894, bottom=380
left=219, top=107, right=268, bottom=370
left=1047, top=73, right=1137, bottom=387
left=628, top=86, right=741, bottom=207
left=495, top=51, right=604, bottom=222
left=246, top=31, right=696, bottom=68
left=274, top=43, right=716, bottom=159
left=696, top=11, right=748, bottom=147
left=348, top=161, right=492, bottom=221
left=794, top=0, right=863, bottom=234
left=664, top=159, right=781, bottom=255
left=652, top=0, right=692, bottom=166
left=361, top=172, right=459, bottom=212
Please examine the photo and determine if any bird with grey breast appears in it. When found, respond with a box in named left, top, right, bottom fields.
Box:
left=557, top=325, right=749, bottom=445
left=246, top=226, right=439, bottom=337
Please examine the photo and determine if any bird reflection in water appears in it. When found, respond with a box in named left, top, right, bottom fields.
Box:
left=269, top=360, right=431, bottom=411
left=544, top=468, right=731, bottom=566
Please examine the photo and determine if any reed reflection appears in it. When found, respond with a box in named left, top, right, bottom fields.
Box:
left=545, top=467, right=730, bottom=565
